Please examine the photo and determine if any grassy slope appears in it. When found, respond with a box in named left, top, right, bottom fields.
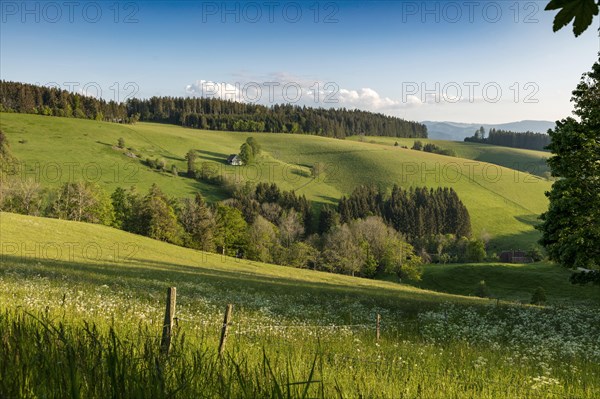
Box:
left=4, top=213, right=600, bottom=398
left=416, top=263, right=599, bottom=305
left=0, top=113, right=552, bottom=249
left=0, top=212, right=482, bottom=316
left=348, top=135, right=550, bottom=177
left=1, top=212, right=595, bottom=311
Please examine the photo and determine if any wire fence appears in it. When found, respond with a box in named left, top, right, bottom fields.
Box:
left=149, top=310, right=577, bottom=397
left=16, top=297, right=589, bottom=399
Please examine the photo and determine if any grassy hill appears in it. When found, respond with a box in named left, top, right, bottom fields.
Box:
left=1, top=212, right=599, bottom=398
left=348, top=135, right=551, bottom=177
left=0, top=211, right=483, bottom=318
left=417, top=263, right=599, bottom=305
left=0, top=113, right=552, bottom=250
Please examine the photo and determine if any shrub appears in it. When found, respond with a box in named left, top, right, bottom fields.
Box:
left=474, top=280, right=491, bottom=298
left=117, top=137, right=125, bottom=149
left=527, top=246, right=544, bottom=262
left=530, top=286, right=547, bottom=305
left=412, top=140, right=423, bottom=151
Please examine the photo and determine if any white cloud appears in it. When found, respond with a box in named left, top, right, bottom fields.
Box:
left=185, top=74, right=423, bottom=115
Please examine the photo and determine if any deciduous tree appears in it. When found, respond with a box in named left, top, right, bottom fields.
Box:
left=538, top=56, right=600, bottom=278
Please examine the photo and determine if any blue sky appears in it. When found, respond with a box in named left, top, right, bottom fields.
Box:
left=1, top=1, right=598, bottom=123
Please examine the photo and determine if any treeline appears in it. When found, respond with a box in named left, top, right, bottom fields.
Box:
left=0, top=80, right=427, bottom=138
left=0, top=179, right=419, bottom=278
left=126, top=97, right=427, bottom=138
left=0, top=81, right=136, bottom=123
left=1, top=177, right=481, bottom=281
left=336, top=185, right=471, bottom=240
left=464, top=126, right=551, bottom=151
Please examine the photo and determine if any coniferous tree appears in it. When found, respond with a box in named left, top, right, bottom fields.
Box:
left=318, top=204, right=339, bottom=234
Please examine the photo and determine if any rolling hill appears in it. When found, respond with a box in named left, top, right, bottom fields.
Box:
left=349, top=136, right=551, bottom=177
left=2, top=211, right=598, bottom=398
left=0, top=113, right=553, bottom=250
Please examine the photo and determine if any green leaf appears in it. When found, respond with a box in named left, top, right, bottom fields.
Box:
left=545, top=0, right=599, bottom=36
left=545, top=0, right=571, bottom=11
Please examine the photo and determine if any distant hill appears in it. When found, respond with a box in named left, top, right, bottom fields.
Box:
left=423, top=120, right=556, bottom=141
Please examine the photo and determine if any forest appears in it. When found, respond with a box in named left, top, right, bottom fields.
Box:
left=0, top=81, right=427, bottom=139
left=464, top=126, right=551, bottom=151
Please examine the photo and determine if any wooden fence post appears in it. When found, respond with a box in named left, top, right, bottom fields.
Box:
left=160, top=287, right=176, bottom=355
left=376, top=313, right=381, bottom=341
left=219, top=304, right=233, bottom=356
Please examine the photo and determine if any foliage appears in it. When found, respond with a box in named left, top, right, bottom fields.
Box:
left=0, top=80, right=136, bottom=122
left=246, top=136, right=261, bottom=156
left=421, top=142, right=456, bottom=157
left=49, top=181, right=114, bottom=225
left=214, top=204, right=248, bottom=256
left=321, top=224, right=364, bottom=276
left=0, top=129, right=15, bottom=169
left=185, top=150, right=197, bottom=177
left=412, top=140, right=423, bottom=150
left=126, top=97, right=427, bottom=139
left=570, top=269, right=600, bottom=285
left=239, top=142, right=254, bottom=164
left=339, top=185, right=472, bottom=241
left=138, top=184, right=184, bottom=245
left=318, top=205, right=339, bottom=234
left=246, top=215, right=279, bottom=263
left=474, top=280, right=491, bottom=298
left=0, top=178, right=45, bottom=216
left=530, top=286, right=547, bottom=304
left=545, top=0, right=599, bottom=37
left=465, top=128, right=551, bottom=151
left=538, top=55, right=600, bottom=271
left=0, top=113, right=552, bottom=250
left=321, top=216, right=422, bottom=280
left=117, top=137, right=125, bottom=149
left=465, top=239, right=487, bottom=262
left=178, top=193, right=216, bottom=251
left=527, top=246, right=545, bottom=262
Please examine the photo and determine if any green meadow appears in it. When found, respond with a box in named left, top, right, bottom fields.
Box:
left=1, top=212, right=599, bottom=398
left=347, top=135, right=551, bottom=178
left=0, top=113, right=551, bottom=250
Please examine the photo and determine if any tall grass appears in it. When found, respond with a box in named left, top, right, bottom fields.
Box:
left=1, top=213, right=599, bottom=397
left=2, top=301, right=599, bottom=398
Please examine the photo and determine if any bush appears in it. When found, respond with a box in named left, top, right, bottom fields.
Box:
left=527, top=246, right=544, bottom=262
left=530, top=286, right=547, bottom=305
left=117, top=137, right=125, bottom=149
left=474, top=280, right=491, bottom=298
left=465, top=239, right=486, bottom=262
left=412, top=140, right=423, bottom=151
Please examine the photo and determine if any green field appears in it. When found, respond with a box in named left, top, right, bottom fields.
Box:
left=0, top=113, right=552, bottom=250
left=1, top=212, right=599, bottom=398
left=348, top=136, right=551, bottom=178
left=417, top=262, right=599, bottom=305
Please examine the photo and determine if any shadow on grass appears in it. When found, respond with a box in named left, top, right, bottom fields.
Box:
left=196, top=150, right=230, bottom=164
left=0, top=254, right=484, bottom=320
left=416, top=262, right=599, bottom=305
